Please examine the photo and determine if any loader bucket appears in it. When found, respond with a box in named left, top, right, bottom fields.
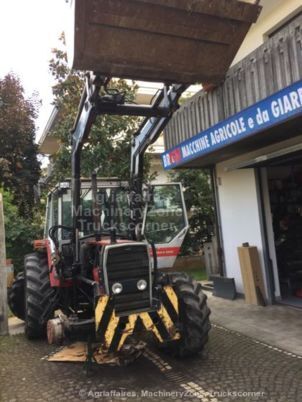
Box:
left=67, top=0, right=261, bottom=85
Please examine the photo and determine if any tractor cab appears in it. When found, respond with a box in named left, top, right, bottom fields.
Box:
left=45, top=178, right=188, bottom=270
left=45, top=178, right=130, bottom=240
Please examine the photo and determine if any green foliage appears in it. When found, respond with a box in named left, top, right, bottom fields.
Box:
left=0, top=73, right=40, bottom=217
left=185, top=267, right=207, bottom=281
left=1, top=189, right=43, bottom=273
left=170, top=169, right=215, bottom=255
left=47, top=34, right=151, bottom=185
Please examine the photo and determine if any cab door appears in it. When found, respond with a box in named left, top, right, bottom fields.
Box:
left=143, top=183, right=188, bottom=269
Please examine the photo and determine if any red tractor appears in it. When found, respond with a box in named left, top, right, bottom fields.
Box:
left=8, top=0, right=261, bottom=361
left=8, top=75, right=211, bottom=359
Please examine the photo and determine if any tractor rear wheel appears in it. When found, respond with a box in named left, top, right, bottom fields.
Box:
left=8, top=272, right=25, bottom=320
left=24, top=252, right=56, bottom=339
left=163, top=272, right=211, bottom=357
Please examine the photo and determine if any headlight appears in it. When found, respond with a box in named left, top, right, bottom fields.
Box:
left=137, top=279, right=147, bottom=291
left=112, top=282, right=123, bottom=294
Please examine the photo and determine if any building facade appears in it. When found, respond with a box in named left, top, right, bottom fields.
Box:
left=162, top=0, right=302, bottom=306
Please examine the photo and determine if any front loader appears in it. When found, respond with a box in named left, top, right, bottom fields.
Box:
left=8, top=0, right=261, bottom=361
left=9, top=78, right=210, bottom=359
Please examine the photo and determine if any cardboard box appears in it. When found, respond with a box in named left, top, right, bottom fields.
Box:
left=237, top=246, right=266, bottom=305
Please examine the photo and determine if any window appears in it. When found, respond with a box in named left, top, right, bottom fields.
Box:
left=60, top=187, right=130, bottom=237
left=144, top=184, right=187, bottom=244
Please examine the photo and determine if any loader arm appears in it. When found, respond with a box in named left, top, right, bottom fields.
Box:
left=129, top=83, right=188, bottom=232
left=71, top=73, right=188, bottom=261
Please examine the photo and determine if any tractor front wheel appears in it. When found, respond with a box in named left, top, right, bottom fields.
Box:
left=163, top=272, right=211, bottom=358
left=24, top=252, right=56, bottom=339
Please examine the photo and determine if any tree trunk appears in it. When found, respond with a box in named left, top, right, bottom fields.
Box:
left=0, top=193, right=8, bottom=335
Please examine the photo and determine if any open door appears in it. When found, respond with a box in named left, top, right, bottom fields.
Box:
left=143, top=183, right=188, bottom=269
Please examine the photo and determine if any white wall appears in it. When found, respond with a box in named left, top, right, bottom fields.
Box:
left=216, top=164, right=267, bottom=295
left=149, top=155, right=170, bottom=184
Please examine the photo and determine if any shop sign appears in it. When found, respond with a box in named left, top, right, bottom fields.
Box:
left=162, top=79, right=302, bottom=169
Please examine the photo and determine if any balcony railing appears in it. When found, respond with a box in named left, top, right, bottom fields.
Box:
left=165, top=13, right=302, bottom=150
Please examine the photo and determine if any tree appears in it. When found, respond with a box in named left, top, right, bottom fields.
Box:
left=170, top=169, right=215, bottom=255
left=47, top=35, right=149, bottom=184
left=1, top=188, right=43, bottom=273
left=0, top=74, right=40, bottom=216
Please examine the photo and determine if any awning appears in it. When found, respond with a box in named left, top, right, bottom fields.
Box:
left=162, top=79, right=302, bottom=169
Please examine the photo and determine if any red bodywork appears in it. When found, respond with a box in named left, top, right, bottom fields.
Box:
left=33, top=238, right=136, bottom=288
left=34, top=238, right=181, bottom=287
left=34, top=239, right=72, bottom=287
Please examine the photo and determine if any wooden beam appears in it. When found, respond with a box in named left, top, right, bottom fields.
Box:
left=0, top=192, right=8, bottom=336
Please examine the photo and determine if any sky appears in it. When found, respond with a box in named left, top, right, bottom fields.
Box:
left=0, top=0, right=69, bottom=142
left=0, top=0, right=201, bottom=149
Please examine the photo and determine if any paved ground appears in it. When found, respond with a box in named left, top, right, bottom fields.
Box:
left=9, top=291, right=302, bottom=355
left=206, top=291, right=302, bottom=356
left=2, top=294, right=302, bottom=402
left=1, top=322, right=302, bottom=402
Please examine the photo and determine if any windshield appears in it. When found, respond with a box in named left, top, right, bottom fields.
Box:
left=62, top=187, right=130, bottom=237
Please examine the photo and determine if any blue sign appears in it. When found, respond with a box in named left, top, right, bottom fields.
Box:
left=162, top=79, right=302, bottom=170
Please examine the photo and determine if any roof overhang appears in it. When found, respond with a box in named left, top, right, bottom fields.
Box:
left=38, top=107, right=60, bottom=155
left=39, top=137, right=61, bottom=155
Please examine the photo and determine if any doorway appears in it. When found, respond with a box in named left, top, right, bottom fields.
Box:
left=267, top=164, right=302, bottom=307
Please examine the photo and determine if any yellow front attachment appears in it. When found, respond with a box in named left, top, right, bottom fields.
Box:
left=95, top=286, right=180, bottom=352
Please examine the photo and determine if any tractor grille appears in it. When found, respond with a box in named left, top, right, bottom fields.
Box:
left=103, top=243, right=152, bottom=315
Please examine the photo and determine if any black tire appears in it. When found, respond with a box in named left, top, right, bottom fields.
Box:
left=8, top=272, right=25, bottom=320
left=162, top=272, right=211, bottom=357
left=24, top=252, right=56, bottom=339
